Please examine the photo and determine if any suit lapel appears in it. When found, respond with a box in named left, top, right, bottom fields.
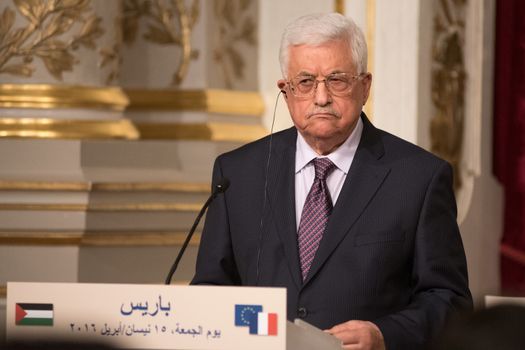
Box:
left=303, top=116, right=391, bottom=286
left=266, top=128, right=303, bottom=289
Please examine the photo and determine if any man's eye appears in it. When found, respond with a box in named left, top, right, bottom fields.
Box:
left=328, top=77, right=349, bottom=89
left=297, top=78, right=315, bottom=86
left=328, top=77, right=348, bottom=84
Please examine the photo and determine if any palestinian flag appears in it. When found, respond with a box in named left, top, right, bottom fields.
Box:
left=15, top=303, right=53, bottom=326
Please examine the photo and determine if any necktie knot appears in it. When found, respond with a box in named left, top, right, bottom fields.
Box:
left=313, top=158, right=336, bottom=180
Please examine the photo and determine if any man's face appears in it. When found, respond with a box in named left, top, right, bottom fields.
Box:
left=278, top=40, right=371, bottom=153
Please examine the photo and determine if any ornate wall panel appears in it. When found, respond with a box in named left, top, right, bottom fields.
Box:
left=0, top=0, right=138, bottom=139
left=121, top=0, right=264, bottom=141
left=0, top=0, right=263, bottom=141
left=430, top=0, right=489, bottom=227
left=431, top=0, right=467, bottom=191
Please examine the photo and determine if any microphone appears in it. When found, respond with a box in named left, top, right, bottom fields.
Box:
left=165, top=177, right=230, bottom=284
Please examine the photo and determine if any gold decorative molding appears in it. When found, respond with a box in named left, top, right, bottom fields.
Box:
left=91, top=182, right=209, bottom=192
left=0, top=285, right=5, bottom=298
left=0, top=0, right=104, bottom=80
left=0, top=84, right=129, bottom=111
left=0, top=118, right=138, bottom=139
left=335, top=0, right=345, bottom=14
left=0, top=202, right=201, bottom=212
left=0, top=181, right=89, bottom=191
left=0, top=180, right=209, bottom=192
left=126, top=88, right=264, bottom=116
left=136, top=122, right=267, bottom=142
left=430, top=0, right=466, bottom=190
left=123, top=0, right=200, bottom=86
left=0, top=231, right=200, bottom=246
left=0, top=232, right=81, bottom=245
left=99, top=7, right=124, bottom=85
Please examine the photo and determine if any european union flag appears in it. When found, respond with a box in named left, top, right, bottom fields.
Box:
left=234, top=304, right=262, bottom=327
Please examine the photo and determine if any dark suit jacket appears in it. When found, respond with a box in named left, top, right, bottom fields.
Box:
left=191, top=114, right=472, bottom=350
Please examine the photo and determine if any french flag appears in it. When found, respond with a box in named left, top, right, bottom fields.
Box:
left=249, top=312, right=278, bottom=336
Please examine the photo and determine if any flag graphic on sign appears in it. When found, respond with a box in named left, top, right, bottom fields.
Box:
left=235, top=304, right=263, bottom=326
left=249, top=312, right=278, bottom=335
left=15, top=303, right=53, bottom=326
left=234, top=304, right=277, bottom=336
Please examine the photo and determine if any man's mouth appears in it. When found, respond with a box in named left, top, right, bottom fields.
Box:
left=307, top=111, right=340, bottom=119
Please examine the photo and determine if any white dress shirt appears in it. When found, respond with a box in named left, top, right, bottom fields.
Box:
left=295, top=117, right=363, bottom=230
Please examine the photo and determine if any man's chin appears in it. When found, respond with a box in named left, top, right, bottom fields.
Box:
left=302, top=129, right=340, bottom=141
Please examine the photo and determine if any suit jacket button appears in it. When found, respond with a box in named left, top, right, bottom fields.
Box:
left=297, top=307, right=307, bottom=318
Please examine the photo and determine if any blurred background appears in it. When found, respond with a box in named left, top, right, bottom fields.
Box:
left=0, top=0, right=523, bottom=340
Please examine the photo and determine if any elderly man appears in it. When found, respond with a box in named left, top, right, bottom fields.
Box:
left=191, top=13, right=472, bottom=350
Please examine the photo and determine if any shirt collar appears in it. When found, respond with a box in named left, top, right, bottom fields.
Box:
left=295, top=116, right=363, bottom=174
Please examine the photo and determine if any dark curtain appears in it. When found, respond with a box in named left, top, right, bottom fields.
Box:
left=493, top=0, right=525, bottom=294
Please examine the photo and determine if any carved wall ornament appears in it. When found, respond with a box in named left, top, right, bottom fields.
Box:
left=0, top=0, right=105, bottom=80
left=430, top=0, right=467, bottom=190
left=213, top=0, right=257, bottom=89
left=122, top=0, right=200, bottom=86
left=99, top=14, right=123, bottom=85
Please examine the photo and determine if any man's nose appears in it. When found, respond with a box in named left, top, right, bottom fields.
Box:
left=314, top=80, right=332, bottom=106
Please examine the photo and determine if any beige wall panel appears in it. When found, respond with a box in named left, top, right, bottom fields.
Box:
left=0, top=191, right=88, bottom=204
left=87, top=191, right=209, bottom=205
left=0, top=140, right=84, bottom=181
left=80, top=140, right=239, bottom=182
left=84, top=212, right=202, bottom=231
left=0, top=211, right=86, bottom=230
left=78, top=246, right=198, bottom=284
left=0, top=246, right=80, bottom=285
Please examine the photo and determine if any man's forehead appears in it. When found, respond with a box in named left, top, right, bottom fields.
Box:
left=287, top=59, right=356, bottom=78
left=293, top=69, right=347, bottom=77
left=287, top=41, right=355, bottom=73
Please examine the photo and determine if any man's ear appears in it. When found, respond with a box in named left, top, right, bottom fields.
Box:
left=362, top=73, right=372, bottom=105
left=277, top=79, right=287, bottom=99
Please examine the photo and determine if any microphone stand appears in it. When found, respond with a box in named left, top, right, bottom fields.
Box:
left=165, top=178, right=229, bottom=285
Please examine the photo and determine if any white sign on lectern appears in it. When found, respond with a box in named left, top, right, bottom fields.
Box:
left=6, top=282, right=286, bottom=350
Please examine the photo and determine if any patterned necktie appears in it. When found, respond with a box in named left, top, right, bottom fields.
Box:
left=297, top=157, right=336, bottom=280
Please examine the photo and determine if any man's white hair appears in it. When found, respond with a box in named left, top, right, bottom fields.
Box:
left=279, top=13, right=368, bottom=78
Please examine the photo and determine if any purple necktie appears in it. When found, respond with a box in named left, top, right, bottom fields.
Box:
left=298, top=158, right=336, bottom=280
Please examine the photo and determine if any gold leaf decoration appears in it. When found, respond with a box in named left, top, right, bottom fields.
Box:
left=1, top=63, right=34, bottom=76
left=144, top=23, right=176, bottom=44
left=73, top=14, right=104, bottom=49
left=213, top=0, right=257, bottom=89
left=13, top=0, right=43, bottom=24
left=122, top=0, right=200, bottom=86
left=0, top=0, right=104, bottom=80
left=430, top=0, right=467, bottom=190
left=0, top=7, right=16, bottom=41
left=122, top=0, right=150, bottom=44
left=35, top=40, right=77, bottom=80
left=98, top=10, right=123, bottom=85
